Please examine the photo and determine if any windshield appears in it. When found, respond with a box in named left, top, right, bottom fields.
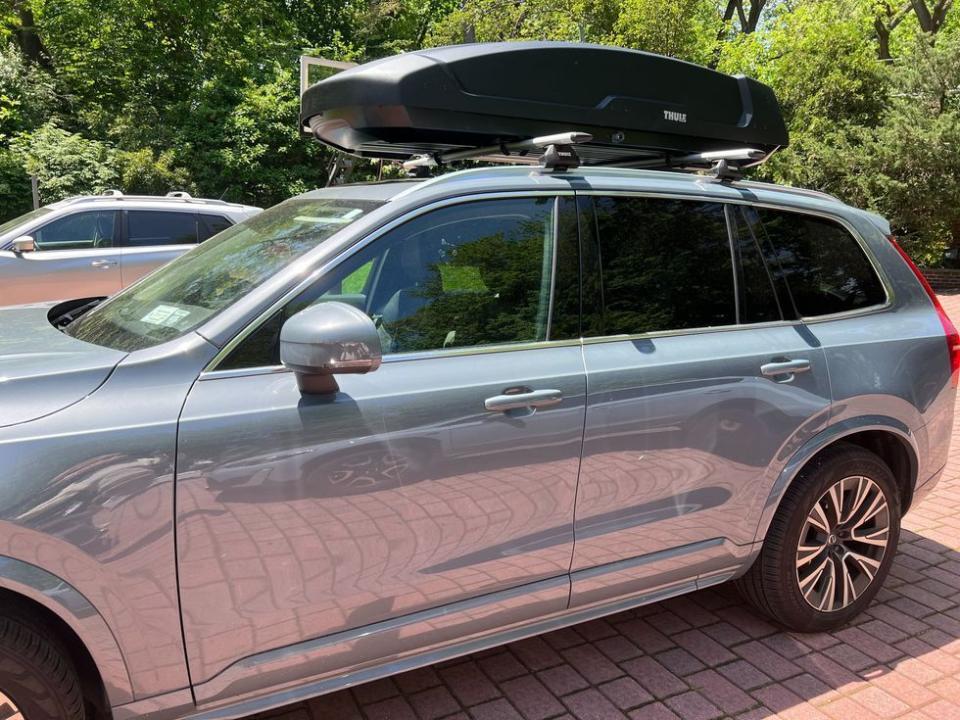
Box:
left=67, top=197, right=383, bottom=351
left=0, top=207, right=51, bottom=247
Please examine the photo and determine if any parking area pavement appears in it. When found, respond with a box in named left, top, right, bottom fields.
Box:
left=251, top=295, right=960, bottom=720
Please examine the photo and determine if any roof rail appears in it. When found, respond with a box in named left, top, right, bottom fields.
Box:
left=734, top=179, right=843, bottom=204
left=54, top=193, right=237, bottom=208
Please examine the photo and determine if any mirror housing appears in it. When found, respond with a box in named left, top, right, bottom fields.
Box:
left=280, top=301, right=382, bottom=394
left=11, top=236, right=35, bottom=254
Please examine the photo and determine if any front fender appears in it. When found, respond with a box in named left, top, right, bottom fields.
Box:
left=0, top=555, right=134, bottom=707
left=752, top=416, right=919, bottom=543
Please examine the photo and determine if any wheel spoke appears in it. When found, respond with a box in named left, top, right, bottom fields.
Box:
left=796, top=542, right=827, bottom=569
left=845, top=548, right=881, bottom=579
left=807, top=500, right=831, bottom=533
left=843, top=476, right=869, bottom=524
left=0, top=693, right=22, bottom=720
left=835, top=555, right=854, bottom=607
left=799, top=553, right=830, bottom=593
left=818, top=557, right=838, bottom=612
left=827, top=482, right=844, bottom=526
left=851, top=526, right=888, bottom=547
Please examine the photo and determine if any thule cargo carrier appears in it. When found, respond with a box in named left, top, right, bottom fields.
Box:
left=300, top=42, right=789, bottom=172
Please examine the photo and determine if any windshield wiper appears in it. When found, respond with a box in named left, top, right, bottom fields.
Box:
left=49, top=297, right=106, bottom=330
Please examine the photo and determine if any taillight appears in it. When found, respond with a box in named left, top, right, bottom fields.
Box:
left=888, top=235, right=960, bottom=387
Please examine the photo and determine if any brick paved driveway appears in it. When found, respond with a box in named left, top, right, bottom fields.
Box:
left=251, top=295, right=960, bottom=720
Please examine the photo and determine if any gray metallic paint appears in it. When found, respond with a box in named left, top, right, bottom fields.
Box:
left=175, top=344, right=586, bottom=689
left=0, top=166, right=953, bottom=720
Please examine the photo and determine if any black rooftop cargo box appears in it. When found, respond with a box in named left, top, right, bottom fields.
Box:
left=300, top=42, right=789, bottom=167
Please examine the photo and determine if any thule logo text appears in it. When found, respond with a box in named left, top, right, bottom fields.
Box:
left=663, top=110, right=687, bottom=123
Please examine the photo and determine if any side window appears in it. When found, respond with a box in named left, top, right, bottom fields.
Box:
left=748, top=207, right=886, bottom=317
left=730, top=206, right=783, bottom=324
left=33, top=211, right=117, bottom=251
left=220, top=197, right=559, bottom=369
left=593, top=196, right=735, bottom=335
left=198, top=214, right=233, bottom=241
left=126, top=211, right=199, bottom=247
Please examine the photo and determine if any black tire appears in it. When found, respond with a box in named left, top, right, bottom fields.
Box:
left=0, top=608, right=85, bottom=720
left=736, top=443, right=901, bottom=632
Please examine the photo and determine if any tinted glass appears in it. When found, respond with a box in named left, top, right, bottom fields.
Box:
left=749, top=207, right=886, bottom=317
left=731, top=206, right=783, bottom=324
left=199, top=214, right=233, bottom=241
left=221, top=197, right=557, bottom=369
left=68, top=198, right=383, bottom=351
left=34, top=211, right=116, bottom=250
left=593, top=197, right=735, bottom=334
left=126, top=211, right=198, bottom=247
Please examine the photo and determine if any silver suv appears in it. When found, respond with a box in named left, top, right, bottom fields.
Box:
left=0, top=191, right=260, bottom=307
left=0, top=166, right=954, bottom=720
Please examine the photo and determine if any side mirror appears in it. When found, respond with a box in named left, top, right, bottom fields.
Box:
left=280, top=301, right=382, bottom=394
left=11, top=236, right=35, bottom=254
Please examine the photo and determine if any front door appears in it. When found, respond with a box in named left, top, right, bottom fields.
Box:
left=570, top=195, right=832, bottom=606
left=176, top=195, right=586, bottom=702
left=14, top=210, right=122, bottom=303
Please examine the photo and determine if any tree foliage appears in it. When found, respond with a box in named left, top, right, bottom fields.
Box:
left=0, top=0, right=958, bottom=263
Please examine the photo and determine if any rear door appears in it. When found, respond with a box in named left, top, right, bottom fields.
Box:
left=7, top=209, right=122, bottom=303
left=570, top=194, right=832, bottom=607
left=119, top=209, right=201, bottom=286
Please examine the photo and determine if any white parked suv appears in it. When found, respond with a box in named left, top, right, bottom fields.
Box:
left=0, top=191, right=261, bottom=306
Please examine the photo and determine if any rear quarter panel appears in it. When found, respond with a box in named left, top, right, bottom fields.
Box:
left=810, top=212, right=954, bottom=489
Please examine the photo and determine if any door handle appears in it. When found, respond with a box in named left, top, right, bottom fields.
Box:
left=91, top=259, right=118, bottom=269
left=760, top=359, right=811, bottom=377
left=484, top=389, right=563, bottom=412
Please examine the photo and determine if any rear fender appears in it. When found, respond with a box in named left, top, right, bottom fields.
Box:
left=753, top=416, right=918, bottom=543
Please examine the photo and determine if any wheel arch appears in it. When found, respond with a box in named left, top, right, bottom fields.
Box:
left=0, top=556, right=134, bottom=714
left=754, top=417, right=919, bottom=543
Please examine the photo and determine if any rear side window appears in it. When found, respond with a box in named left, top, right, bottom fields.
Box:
left=593, top=196, right=735, bottom=334
left=748, top=207, right=886, bottom=317
left=199, top=214, right=233, bottom=241
left=126, top=211, right=199, bottom=247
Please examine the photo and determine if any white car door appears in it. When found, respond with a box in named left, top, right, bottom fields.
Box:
left=0, top=209, right=122, bottom=305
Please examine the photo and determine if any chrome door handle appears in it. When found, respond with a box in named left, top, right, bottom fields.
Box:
left=91, top=259, right=118, bottom=269
left=761, top=359, right=811, bottom=377
left=485, top=389, right=563, bottom=412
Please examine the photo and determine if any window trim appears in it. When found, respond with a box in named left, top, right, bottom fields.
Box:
left=202, top=190, right=575, bottom=375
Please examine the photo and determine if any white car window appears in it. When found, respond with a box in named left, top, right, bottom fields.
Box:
left=34, top=211, right=117, bottom=251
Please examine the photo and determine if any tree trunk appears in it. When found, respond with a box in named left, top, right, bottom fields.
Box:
left=12, top=3, right=49, bottom=67
left=874, top=17, right=892, bottom=60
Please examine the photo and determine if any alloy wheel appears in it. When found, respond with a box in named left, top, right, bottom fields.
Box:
left=795, top=475, right=891, bottom=612
left=0, top=691, right=24, bottom=720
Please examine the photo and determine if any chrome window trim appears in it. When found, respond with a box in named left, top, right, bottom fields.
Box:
left=202, top=190, right=574, bottom=374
